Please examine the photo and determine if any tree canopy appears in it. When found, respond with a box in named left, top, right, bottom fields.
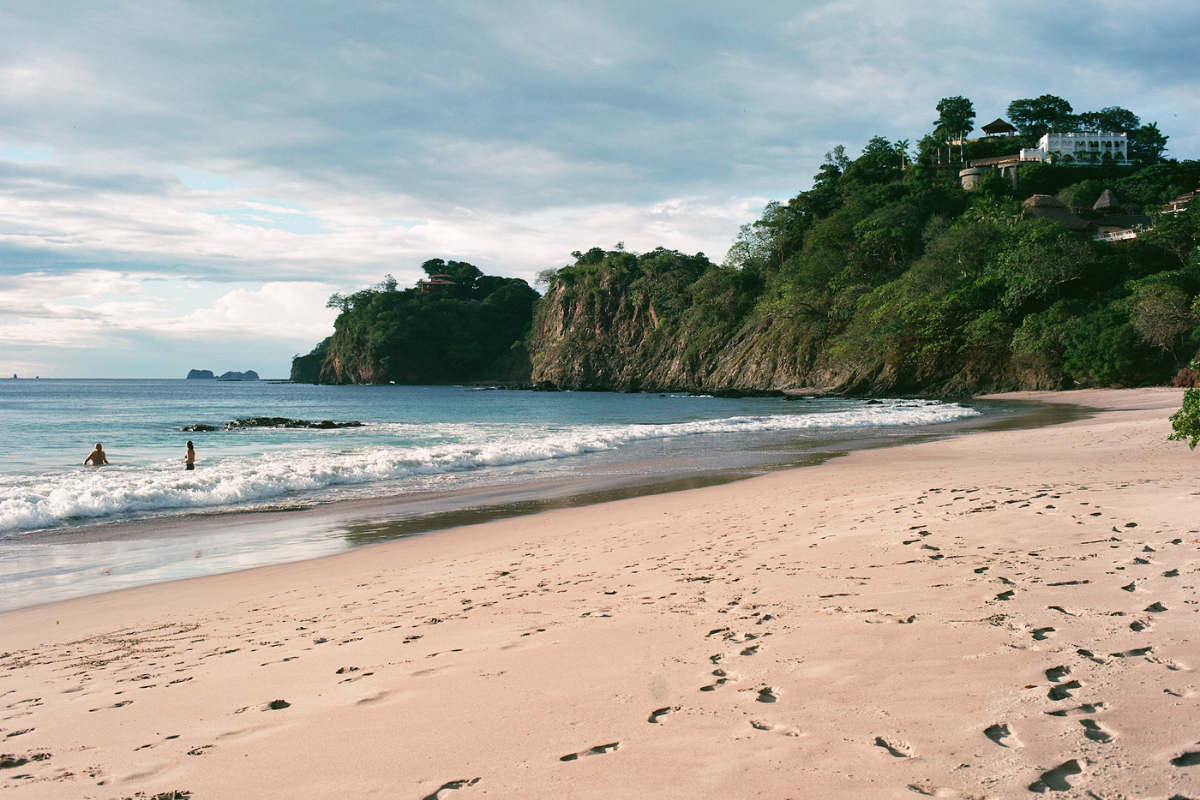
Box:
left=1007, top=95, right=1076, bottom=138
left=295, top=262, right=539, bottom=384
left=935, top=96, right=976, bottom=140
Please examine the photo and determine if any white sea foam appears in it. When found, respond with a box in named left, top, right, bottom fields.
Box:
left=0, top=400, right=978, bottom=533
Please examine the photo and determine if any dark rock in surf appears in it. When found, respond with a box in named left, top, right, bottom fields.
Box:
left=222, top=417, right=363, bottom=430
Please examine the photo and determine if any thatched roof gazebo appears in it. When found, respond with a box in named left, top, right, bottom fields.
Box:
left=981, top=118, right=1017, bottom=137
left=1093, top=189, right=1122, bottom=214
left=1023, top=195, right=1092, bottom=232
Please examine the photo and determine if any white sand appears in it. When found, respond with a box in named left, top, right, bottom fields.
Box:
left=2, top=387, right=1198, bottom=799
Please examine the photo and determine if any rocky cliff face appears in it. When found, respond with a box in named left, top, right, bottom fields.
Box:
left=528, top=268, right=1062, bottom=397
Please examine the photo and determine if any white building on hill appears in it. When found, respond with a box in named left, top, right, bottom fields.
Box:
left=1024, top=131, right=1130, bottom=164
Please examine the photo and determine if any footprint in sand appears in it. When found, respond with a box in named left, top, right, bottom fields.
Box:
left=1130, top=618, right=1153, bottom=632
left=87, top=700, right=132, bottom=712
left=1032, top=627, right=1055, bottom=641
left=0, top=753, right=50, bottom=769
left=421, top=777, right=481, bottom=800
left=1046, top=666, right=1071, bottom=682
left=1145, top=601, right=1168, bottom=613
left=559, top=742, right=620, bottom=762
left=1109, top=647, right=1153, bottom=659
left=1171, top=751, right=1200, bottom=767
left=750, top=719, right=802, bottom=736
left=984, top=723, right=1022, bottom=748
left=1080, top=719, right=1115, bottom=743
left=1147, top=656, right=1189, bottom=671
left=874, top=736, right=913, bottom=758
left=755, top=686, right=780, bottom=704
left=906, top=783, right=974, bottom=797
left=1048, top=680, right=1082, bottom=701
left=1029, top=759, right=1083, bottom=792
left=700, top=669, right=736, bottom=692
left=647, top=706, right=680, bottom=724
left=1046, top=702, right=1105, bottom=717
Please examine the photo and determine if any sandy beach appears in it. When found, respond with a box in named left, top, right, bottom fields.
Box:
left=2, top=387, right=1197, bottom=799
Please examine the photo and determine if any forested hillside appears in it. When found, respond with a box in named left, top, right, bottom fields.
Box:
left=529, top=97, right=1199, bottom=394
left=292, top=259, right=538, bottom=384
left=296, top=95, right=1200, bottom=394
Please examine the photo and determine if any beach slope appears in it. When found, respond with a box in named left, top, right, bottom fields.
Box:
left=2, top=388, right=1197, bottom=799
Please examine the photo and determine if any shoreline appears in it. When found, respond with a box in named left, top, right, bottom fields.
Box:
left=2, top=387, right=1196, bottom=799
left=1, top=396, right=1086, bottom=612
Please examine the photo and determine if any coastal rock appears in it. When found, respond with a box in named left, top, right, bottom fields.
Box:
left=178, top=418, right=363, bottom=432
left=223, top=417, right=362, bottom=430
left=186, top=369, right=216, bottom=379
left=218, top=370, right=260, bottom=381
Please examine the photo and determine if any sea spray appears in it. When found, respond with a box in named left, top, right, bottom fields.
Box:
left=0, top=398, right=978, bottom=534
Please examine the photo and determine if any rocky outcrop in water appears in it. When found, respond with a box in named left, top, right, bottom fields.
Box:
left=180, top=417, right=363, bottom=431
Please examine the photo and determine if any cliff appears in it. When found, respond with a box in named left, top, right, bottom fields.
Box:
left=527, top=152, right=1199, bottom=395
left=293, top=150, right=1199, bottom=395
left=528, top=249, right=1055, bottom=396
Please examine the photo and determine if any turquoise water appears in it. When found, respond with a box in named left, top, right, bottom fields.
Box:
left=0, top=379, right=988, bottom=609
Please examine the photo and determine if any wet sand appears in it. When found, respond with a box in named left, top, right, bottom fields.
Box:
left=1, top=387, right=1197, bottom=799
left=0, top=397, right=1083, bottom=613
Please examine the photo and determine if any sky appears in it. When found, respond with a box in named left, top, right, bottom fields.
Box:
left=1, top=1, right=1197, bottom=378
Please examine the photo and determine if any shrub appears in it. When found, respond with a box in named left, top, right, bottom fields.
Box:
left=1168, top=361, right=1200, bottom=449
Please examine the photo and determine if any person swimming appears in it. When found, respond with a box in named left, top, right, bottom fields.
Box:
left=84, top=443, right=109, bottom=466
left=183, top=440, right=195, bottom=470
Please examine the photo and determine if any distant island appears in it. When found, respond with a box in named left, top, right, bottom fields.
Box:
left=293, top=94, right=1199, bottom=395
left=187, top=369, right=260, bottom=381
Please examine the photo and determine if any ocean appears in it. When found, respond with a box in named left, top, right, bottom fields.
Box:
left=0, top=379, right=1007, bottom=610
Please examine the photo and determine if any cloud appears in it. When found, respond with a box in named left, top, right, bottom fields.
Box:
left=0, top=273, right=339, bottom=377
left=0, top=0, right=1196, bottom=376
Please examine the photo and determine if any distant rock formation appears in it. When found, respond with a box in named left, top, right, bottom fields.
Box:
left=187, top=369, right=260, bottom=380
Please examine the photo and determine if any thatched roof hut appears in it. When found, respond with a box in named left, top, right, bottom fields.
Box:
left=1093, top=189, right=1122, bottom=213
left=1023, top=195, right=1092, bottom=232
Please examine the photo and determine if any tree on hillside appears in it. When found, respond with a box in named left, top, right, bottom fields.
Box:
left=1129, top=122, right=1169, bottom=166
left=1078, top=106, right=1140, bottom=132
left=1132, top=284, right=1198, bottom=356
left=1007, top=95, right=1076, bottom=138
left=934, top=96, right=975, bottom=162
left=935, top=96, right=975, bottom=139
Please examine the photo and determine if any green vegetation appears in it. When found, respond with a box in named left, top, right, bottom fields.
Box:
left=292, top=260, right=538, bottom=384
left=295, top=95, right=1199, bottom=395
left=532, top=96, right=1199, bottom=394
left=1169, top=361, right=1200, bottom=449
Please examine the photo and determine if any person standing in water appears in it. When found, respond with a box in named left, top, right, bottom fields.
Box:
left=84, top=443, right=109, bottom=465
left=183, top=440, right=195, bottom=470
